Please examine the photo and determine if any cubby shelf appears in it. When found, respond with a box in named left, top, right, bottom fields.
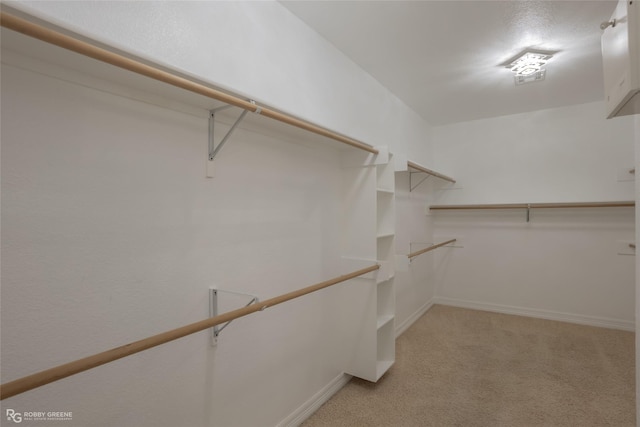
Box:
left=377, top=314, right=394, bottom=329
left=343, top=149, right=396, bottom=382
left=373, top=153, right=396, bottom=379
left=377, top=232, right=395, bottom=239
left=376, top=188, right=395, bottom=195
left=375, top=318, right=395, bottom=380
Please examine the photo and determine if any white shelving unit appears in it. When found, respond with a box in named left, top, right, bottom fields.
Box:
left=341, top=148, right=396, bottom=382
left=374, top=153, right=396, bottom=380
left=341, top=154, right=455, bottom=381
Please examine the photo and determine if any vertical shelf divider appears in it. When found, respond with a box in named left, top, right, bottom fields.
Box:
left=374, top=150, right=396, bottom=380
left=342, top=147, right=396, bottom=382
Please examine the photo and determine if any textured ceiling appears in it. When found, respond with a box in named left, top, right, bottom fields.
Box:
left=280, top=0, right=618, bottom=126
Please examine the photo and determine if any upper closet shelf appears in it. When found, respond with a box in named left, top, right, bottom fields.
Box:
left=430, top=201, right=635, bottom=222
left=0, top=11, right=379, bottom=158
left=407, top=161, right=456, bottom=191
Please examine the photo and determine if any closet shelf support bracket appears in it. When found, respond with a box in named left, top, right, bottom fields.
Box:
left=208, top=100, right=261, bottom=161
left=209, top=288, right=259, bottom=346
left=409, top=171, right=431, bottom=192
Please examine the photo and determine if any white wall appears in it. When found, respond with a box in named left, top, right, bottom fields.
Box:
left=432, top=102, right=634, bottom=205
left=431, top=102, right=636, bottom=329
left=0, top=1, right=437, bottom=426
left=7, top=0, right=432, bottom=160
left=0, top=55, right=354, bottom=427
left=393, top=171, right=439, bottom=334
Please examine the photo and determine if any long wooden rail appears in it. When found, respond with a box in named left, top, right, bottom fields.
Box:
left=0, top=12, right=378, bottom=155
left=407, top=161, right=456, bottom=183
left=0, top=264, right=379, bottom=400
left=407, top=239, right=457, bottom=259
left=430, top=201, right=635, bottom=210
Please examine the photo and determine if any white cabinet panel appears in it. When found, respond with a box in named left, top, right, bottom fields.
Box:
left=602, top=0, right=640, bottom=118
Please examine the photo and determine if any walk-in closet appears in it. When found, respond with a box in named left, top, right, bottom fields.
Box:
left=1, top=1, right=638, bottom=426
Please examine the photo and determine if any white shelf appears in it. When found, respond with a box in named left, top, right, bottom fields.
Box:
left=374, top=152, right=395, bottom=381
left=345, top=149, right=396, bottom=383
left=376, top=188, right=394, bottom=195
left=377, top=232, right=395, bottom=239
left=374, top=273, right=395, bottom=285
left=377, top=314, right=394, bottom=329
left=377, top=188, right=394, bottom=194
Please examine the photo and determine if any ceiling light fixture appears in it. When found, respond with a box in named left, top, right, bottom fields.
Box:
left=503, top=49, right=556, bottom=85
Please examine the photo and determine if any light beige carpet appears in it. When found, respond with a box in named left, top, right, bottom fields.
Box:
left=303, top=305, right=635, bottom=427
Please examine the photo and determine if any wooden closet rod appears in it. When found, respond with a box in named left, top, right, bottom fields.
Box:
left=429, top=201, right=635, bottom=210
left=407, top=239, right=457, bottom=259
left=0, top=264, right=379, bottom=400
left=0, top=12, right=378, bottom=155
left=407, top=161, right=456, bottom=183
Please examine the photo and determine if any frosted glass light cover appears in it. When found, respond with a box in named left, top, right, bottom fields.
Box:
left=509, top=52, right=550, bottom=76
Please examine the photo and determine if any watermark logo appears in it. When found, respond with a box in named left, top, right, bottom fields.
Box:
left=5, top=409, right=72, bottom=423
left=6, top=409, right=22, bottom=423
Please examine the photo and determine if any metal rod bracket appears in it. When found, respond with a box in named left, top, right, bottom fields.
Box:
left=208, top=102, right=257, bottom=161
left=209, top=288, right=259, bottom=346
left=250, top=99, right=262, bottom=115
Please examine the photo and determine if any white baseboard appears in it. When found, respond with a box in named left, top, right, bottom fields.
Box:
left=395, top=298, right=435, bottom=338
left=277, top=373, right=352, bottom=427
left=433, top=296, right=635, bottom=332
